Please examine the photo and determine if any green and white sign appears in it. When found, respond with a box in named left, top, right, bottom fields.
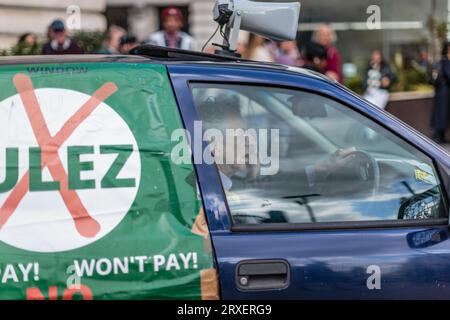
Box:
left=0, top=63, right=216, bottom=300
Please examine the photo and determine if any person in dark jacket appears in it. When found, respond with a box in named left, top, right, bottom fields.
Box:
left=431, top=42, right=450, bottom=143
left=301, top=42, right=328, bottom=74
left=42, top=19, right=83, bottom=55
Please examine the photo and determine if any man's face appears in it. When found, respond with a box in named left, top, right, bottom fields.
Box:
left=214, top=115, right=257, bottom=177
left=163, top=16, right=183, bottom=34
left=53, top=31, right=68, bottom=44
left=316, top=27, right=333, bottom=47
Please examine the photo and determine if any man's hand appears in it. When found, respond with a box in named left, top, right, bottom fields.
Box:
left=314, top=147, right=357, bottom=182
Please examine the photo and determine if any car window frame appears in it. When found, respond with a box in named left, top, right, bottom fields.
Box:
left=187, top=79, right=449, bottom=232
left=191, top=80, right=449, bottom=230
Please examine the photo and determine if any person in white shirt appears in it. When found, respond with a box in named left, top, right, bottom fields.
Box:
left=148, top=7, right=196, bottom=51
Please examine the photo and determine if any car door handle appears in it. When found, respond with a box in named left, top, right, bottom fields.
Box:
left=236, top=260, right=290, bottom=290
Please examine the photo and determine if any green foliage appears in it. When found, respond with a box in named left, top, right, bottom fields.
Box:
left=427, top=16, right=448, bottom=45
left=344, top=76, right=364, bottom=95
left=391, top=60, right=433, bottom=93
left=344, top=60, right=434, bottom=94
left=0, top=42, right=43, bottom=56
left=72, top=31, right=106, bottom=54
left=0, top=31, right=107, bottom=56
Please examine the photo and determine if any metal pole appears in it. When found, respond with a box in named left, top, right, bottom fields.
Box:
left=448, top=0, right=450, bottom=41
left=431, top=0, right=439, bottom=63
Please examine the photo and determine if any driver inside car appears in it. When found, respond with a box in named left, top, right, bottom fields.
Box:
left=196, top=94, right=358, bottom=194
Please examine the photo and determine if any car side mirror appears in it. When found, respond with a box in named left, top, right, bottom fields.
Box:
left=398, top=187, right=442, bottom=220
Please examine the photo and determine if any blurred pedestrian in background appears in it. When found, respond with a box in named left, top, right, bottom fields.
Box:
left=417, top=48, right=431, bottom=73
left=148, top=7, right=195, bottom=50
left=363, top=49, right=396, bottom=109
left=119, top=35, right=138, bottom=54
left=42, top=19, right=83, bottom=55
left=244, top=34, right=274, bottom=62
left=301, top=42, right=327, bottom=73
left=313, top=24, right=342, bottom=83
left=235, top=31, right=250, bottom=57
left=96, top=25, right=126, bottom=54
left=273, top=41, right=300, bottom=66
left=17, top=33, right=37, bottom=46
left=430, top=42, right=450, bottom=143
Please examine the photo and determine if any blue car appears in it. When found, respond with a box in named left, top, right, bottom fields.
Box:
left=0, top=45, right=448, bottom=300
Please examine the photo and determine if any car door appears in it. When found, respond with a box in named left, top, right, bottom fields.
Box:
left=169, top=64, right=450, bottom=299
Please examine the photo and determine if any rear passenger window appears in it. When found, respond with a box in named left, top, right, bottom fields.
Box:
left=191, top=83, right=446, bottom=226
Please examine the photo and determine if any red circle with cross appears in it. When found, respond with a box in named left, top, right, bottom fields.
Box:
left=0, top=75, right=141, bottom=252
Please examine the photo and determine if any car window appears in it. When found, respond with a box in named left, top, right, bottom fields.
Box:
left=191, top=83, right=446, bottom=226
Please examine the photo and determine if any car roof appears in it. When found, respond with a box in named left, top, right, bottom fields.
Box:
left=0, top=44, right=333, bottom=84
left=0, top=54, right=148, bottom=65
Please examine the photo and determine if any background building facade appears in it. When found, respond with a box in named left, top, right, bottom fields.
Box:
left=0, top=0, right=449, bottom=73
left=0, top=0, right=106, bottom=48
left=105, top=0, right=216, bottom=49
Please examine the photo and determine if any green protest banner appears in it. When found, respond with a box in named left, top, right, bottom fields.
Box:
left=0, top=62, right=217, bottom=299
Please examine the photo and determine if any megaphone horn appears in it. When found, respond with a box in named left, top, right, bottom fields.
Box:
left=236, top=0, right=301, bottom=41
left=213, top=0, right=301, bottom=53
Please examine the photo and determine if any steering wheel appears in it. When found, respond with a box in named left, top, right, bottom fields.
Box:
left=320, top=149, right=380, bottom=202
left=341, top=149, right=380, bottom=200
